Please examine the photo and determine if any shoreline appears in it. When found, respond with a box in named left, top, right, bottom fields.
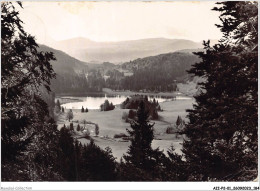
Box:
left=55, top=88, right=193, bottom=99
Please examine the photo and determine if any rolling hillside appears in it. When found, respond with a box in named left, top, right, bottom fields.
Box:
left=50, top=37, right=203, bottom=63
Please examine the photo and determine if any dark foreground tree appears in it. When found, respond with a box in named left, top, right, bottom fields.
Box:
left=1, top=2, right=62, bottom=181
left=57, top=127, right=77, bottom=181
left=80, top=140, right=117, bottom=181
left=123, top=101, right=154, bottom=169
left=182, top=1, right=258, bottom=181
left=121, top=101, right=171, bottom=180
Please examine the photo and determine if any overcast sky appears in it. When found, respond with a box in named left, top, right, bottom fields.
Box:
left=19, top=1, right=222, bottom=44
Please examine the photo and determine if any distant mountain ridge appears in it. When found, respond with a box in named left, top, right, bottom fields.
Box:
left=38, top=44, right=89, bottom=74
left=40, top=44, right=202, bottom=94
left=49, top=37, right=204, bottom=63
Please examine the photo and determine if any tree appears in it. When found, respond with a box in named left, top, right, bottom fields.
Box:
left=85, top=107, right=88, bottom=112
left=66, top=109, right=73, bottom=122
left=81, top=106, right=84, bottom=113
left=176, top=116, right=182, bottom=126
left=82, top=119, right=87, bottom=129
left=1, top=2, right=62, bottom=181
left=128, top=109, right=136, bottom=120
left=95, top=124, right=99, bottom=136
left=182, top=1, right=258, bottom=181
left=100, top=100, right=115, bottom=111
left=56, top=100, right=61, bottom=111
left=57, top=127, right=77, bottom=181
left=77, top=124, right=81, bottom=131
left=123, top=101, right=156, bottom=171
left=70, top=123, right=74, bottom=131
left=80, top=140, right=117, bottom=181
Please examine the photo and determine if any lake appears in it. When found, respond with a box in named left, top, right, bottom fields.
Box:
left=58, top=93, right=192, bottom=110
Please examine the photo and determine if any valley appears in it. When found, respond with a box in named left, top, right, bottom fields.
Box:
left=56, top=95, right=194, bottom=161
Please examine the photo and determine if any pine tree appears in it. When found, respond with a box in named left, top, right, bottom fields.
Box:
left=80, top=140, right=117, bottom=181
left=123, top=101, right=155, bottom=171
left=56, top=100, right=61, bottom=111
left=70, top=123, right=74, bottom=131
left=176, top=116, right=182, bottom=126
left=182, top=1, right=258, bottom=181
left=77, top=124, right=80, bottom=131
left=95, top=124, right=99, bottom=136
left=1, top=2, right=61, bottom=181
left=57, top=127, right=77, bottom=181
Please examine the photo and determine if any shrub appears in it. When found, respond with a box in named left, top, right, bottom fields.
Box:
left=100, top=100, right=115, bottom=111
left=114, top=133, right=128, bottom=138
left=122, top=112, right=128, bottom=122
left=83, top=129, right=90, bottom=138
left=166, top=126, right=175, bottom=134
left=128, top=109, right=136, bottom=119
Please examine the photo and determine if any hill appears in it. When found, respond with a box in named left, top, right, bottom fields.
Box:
left=38, top=45, right=105, bottom=94
left=104, top=52, right=201, bottom=91
left=38, top=44, right=89, bottom=74
left=50, top=37, right=203, bottom=63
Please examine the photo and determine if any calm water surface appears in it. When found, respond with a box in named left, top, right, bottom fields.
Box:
left=60, top=94, right=191, bottom=110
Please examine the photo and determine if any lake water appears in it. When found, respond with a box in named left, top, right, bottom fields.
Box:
left=59, top=94, right=192, bottom=110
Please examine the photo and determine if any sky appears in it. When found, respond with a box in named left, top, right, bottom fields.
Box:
left=19, top=1, right=222, bottom=44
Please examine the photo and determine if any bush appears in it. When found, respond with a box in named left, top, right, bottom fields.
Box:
left=121, top=95, right=161, bottom=120
left=114, top=133, right=128, bottom=138
left=100, top=100, right=115, bottom=111
left=166, top=126, right=175, bottom=134
left=83, top=129, right=90, bottom=138
left=122, top=112, right=128, bottom=122
left=128, top=109, right=136, bottom=119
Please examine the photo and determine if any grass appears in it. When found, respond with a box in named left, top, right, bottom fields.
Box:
left=57, top=99, right=194, bottom=161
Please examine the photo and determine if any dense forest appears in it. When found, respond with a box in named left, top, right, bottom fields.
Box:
left=40, top=43, right=200, bottom=94
left=1, top=1, right=257, bottom=182
left=118, top=52, right=201, bottom=91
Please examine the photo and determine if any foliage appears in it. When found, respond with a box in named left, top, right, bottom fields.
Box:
left=77, top=124, right=80, bottom=131
left=108, top=52, right=200, bottom=92
left=69, top=123, right=74, bottom=131
left=95, top=124, right=99, bottom=136
left=182, top=1, right=258, bottom=181
left=79, top=140, right=117, bottom=181
left=121, top=95, right=160, bottom=120
left=55, top=99, right=61, bottom=112
left=122, top=112, right=128, bottom=122
left=121, top=101, right=173, bottom=181
left=114, top=133, right=128, bottom=139
left=100, top=100, right=115, bottom=111
left=66, top=109, right=74, bottom=122
left=1, top=2, right=62, bottom=181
